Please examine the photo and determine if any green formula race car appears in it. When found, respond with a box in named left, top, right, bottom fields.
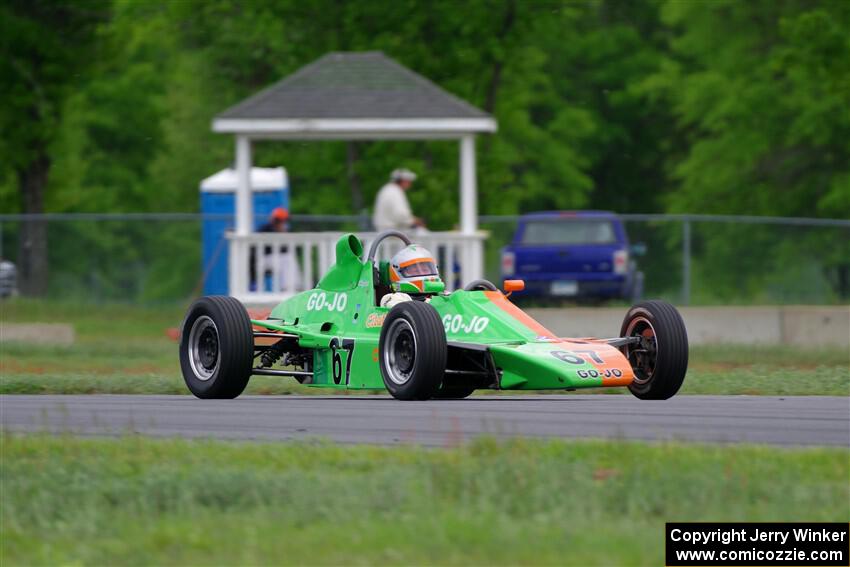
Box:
left=179, top=231, right=688, bottom=400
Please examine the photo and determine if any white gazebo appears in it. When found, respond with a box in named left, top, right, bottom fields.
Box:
left=212, top=51, right=497, bottom=301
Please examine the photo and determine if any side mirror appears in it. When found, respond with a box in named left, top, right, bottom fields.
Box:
left=630, top=243, right=647, bottom=257
left=503, top=279, right=525, bottom=295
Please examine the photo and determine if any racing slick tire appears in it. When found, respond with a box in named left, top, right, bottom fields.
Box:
left=180, top=295, right=253, bottom=399
left=464, top=279, right=498, bottom=292
left=379, top=301, right=446, bottom=400
left=433, top=385, right=476, bottom=399
left=620, top=300, right=688, bottom=400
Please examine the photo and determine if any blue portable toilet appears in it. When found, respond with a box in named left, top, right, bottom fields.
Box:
left=200, top=167, right=289, bottom=295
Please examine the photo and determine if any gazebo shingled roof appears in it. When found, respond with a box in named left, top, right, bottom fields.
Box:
left=217, top=51, right=492, bottom=121
left=213, top=51, right=496, bottom=241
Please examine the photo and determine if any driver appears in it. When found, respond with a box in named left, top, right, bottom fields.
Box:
left=380, top=245, right=442, bottom=307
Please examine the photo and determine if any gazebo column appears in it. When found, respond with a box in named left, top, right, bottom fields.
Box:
left=459, top=134, right=482, bottom=282
left=230, top=135, right=253, bottom=296
left=235, top=135, right=253, bottom=235
left=459, top=134, right=477, bottom=234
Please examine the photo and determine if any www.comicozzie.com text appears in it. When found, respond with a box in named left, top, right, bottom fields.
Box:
left=670, top=527, right=848, bottom=546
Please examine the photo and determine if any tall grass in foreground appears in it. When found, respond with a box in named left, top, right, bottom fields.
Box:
left=2, top=434, right=848, bottom=565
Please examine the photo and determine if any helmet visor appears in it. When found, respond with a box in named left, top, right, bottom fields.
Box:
left=399, top=260, right=438, bottom=278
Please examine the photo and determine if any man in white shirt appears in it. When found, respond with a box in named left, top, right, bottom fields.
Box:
left=372, top=168, right=426, bottom=231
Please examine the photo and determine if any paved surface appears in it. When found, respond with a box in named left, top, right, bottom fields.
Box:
left=1, top=395, right=848, bottom=448
left=1, top=323, right=75, bottom=346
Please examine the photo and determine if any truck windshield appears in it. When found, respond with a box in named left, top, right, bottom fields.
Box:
left=521, top=219, right=617, bottom=245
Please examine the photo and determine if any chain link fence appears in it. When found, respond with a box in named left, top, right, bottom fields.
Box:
left=1, top=213, right=848, bottom=305
left=480, top=214, right=850, bottom=305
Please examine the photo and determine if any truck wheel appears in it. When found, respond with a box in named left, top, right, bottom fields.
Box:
left=180, top=296, right=253, bottom=399
left=620, top=300, right=688, bottom=400
left=379, top=301, right=446, bottom=400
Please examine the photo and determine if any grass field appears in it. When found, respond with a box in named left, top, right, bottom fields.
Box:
left=2, top=299, right=848, bottom=396
left=2, top=434, right=848, bottom=566
left=2, top=301, right=848, bottom=565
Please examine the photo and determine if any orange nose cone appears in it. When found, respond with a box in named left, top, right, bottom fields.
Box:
left=503, top=279, right=525, bottom=293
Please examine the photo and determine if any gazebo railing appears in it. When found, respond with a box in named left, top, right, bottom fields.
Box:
left=227, top=230, right=486, bottom=303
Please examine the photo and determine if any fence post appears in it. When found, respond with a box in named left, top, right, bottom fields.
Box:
left=358, top=208, right=371, bottom=231
left=682, top=218, right=691, bottom=305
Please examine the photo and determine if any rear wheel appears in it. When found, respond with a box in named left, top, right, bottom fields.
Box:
left=379, top=301, right=446, bottom=400
left=620, top=300, right=688, bottom=400
left=180, top=296, right=253, bottom=399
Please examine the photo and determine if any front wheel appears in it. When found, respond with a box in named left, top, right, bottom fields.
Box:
left=379, top=301, right=446, bottom=400
left=620, top=300, right=688, bottom=400
left=464, top=279, right=498, bottom=292
left=180, top=296, right=254, bottom=399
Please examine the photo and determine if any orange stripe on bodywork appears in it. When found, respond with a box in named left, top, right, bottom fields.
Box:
left=557, top=339, right=635, bottom=386
left=483, top=292, right=633, bottom=386
left=601, top=371, right=634, bottom=386
left=398, top=257, right=435, bottom=268
left=556, top=339, right=634, bottom=386
left=483, top=291, right=557, bottom=339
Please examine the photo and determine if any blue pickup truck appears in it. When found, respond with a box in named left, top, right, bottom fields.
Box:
left=501, top=211, right=643, bottom=302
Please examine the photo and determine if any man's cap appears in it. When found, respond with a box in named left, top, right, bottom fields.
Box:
left=271, top=207, right=289, bottom=220
left=390, top=168, right=417, bottom=182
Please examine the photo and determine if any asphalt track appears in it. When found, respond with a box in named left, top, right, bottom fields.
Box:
left=2, top=394, right=848, bottom=447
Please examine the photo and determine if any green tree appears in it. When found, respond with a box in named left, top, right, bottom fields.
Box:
left=165, top=0, right=601, bottom=225
left=0, top=0, right=109, bottom=295
left=6, top=0, right=847, bottom=303
left=643, top=0, right=850, bottom=299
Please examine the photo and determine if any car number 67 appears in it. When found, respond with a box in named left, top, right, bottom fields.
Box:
left=550, top=349, right=604, bottom=365
left=329, top=338, right=355, bottom=385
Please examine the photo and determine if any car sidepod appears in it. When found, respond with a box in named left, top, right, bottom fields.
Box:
left=427, top=289, right=634, bottom=390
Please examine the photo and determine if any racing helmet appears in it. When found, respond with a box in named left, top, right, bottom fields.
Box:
left=388, top=244, right=442, bottom=293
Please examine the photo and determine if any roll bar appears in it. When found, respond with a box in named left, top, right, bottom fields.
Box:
left=366, top=230, right=412, bottom=263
